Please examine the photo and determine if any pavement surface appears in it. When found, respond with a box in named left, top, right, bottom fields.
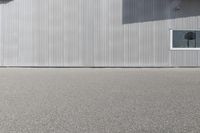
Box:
left=0, top=68, right=200, bottom=133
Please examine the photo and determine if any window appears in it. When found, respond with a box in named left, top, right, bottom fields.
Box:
left=170, top=30, right=200, bottom=50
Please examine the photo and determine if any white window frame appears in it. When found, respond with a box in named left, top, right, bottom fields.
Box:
left=170, top=29, right=200, bottom=51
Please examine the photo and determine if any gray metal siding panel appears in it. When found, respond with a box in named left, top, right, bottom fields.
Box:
left=1, top=2, right=19, bottom=66
left=109, top=0, right=124, bottom=66
left=33, top=0, right=50, bottom=66
left=154, top=20, right=171, bottom=66
left=0, top=0, right=200, bottom=67
left=63, top=0, right=80, bottom=66
left=171, top=51, right=198, bottom=66
left=139, top=22, right=155, bottom=66
left=93, top=0, right=109, bottom=66
left=123, top=24, right=140, bottom=66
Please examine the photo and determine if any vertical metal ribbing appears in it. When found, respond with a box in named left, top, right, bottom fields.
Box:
left=0, top=0, right=200, bottom=67
left=0, top=5, right=2, bottom=65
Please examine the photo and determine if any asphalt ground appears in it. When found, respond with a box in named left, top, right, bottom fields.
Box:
left=0, top=68, right=200, bottom=133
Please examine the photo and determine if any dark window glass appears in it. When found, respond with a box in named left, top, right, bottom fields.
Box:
left=173, top=30, right=200, bottom=48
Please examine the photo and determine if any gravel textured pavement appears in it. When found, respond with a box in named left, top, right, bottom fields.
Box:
left=0, top=68, right=200, bottom=133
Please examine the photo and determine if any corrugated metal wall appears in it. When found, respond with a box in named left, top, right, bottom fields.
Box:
left=0, top=0, right=200, bottom=67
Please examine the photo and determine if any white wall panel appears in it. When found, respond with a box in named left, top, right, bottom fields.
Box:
left=0, top=0, right=200, bottom=67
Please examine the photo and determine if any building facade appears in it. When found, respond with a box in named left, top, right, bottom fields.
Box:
left=0, top=0, right=200, bottom=67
